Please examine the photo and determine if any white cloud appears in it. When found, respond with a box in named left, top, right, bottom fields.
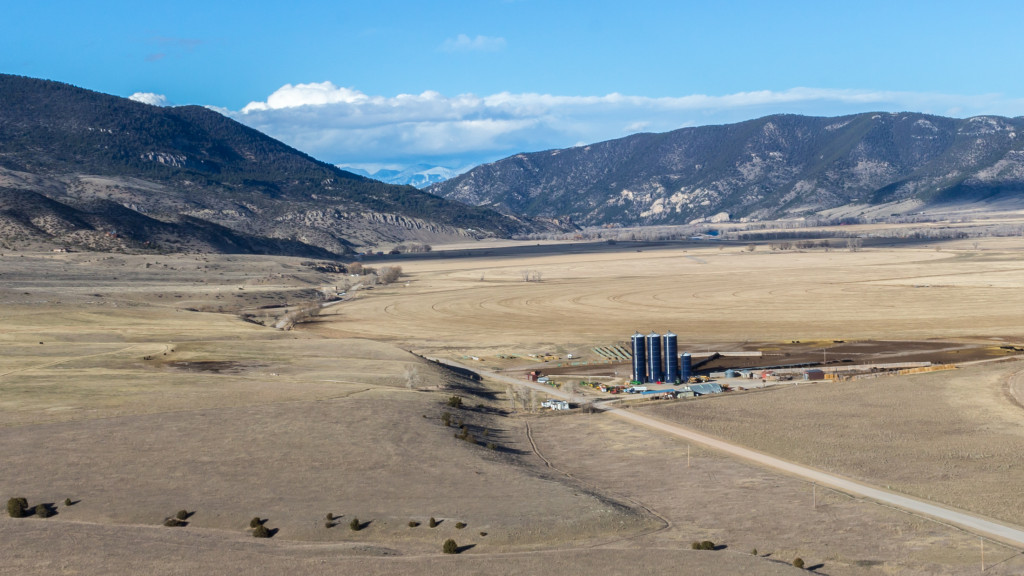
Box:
left=228, top=84, right=1024, bottom=167
left=129, top=92, right=169, bottom=106
left=241, top=82, right=369, bottom=112
left=440, top=34, right=506, bottom=52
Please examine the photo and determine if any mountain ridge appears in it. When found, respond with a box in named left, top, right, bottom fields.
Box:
left=427, top=112, right=1024, bottom=226
left=0, top=74, right=537, bottom=255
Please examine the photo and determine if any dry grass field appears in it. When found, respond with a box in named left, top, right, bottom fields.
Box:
left=3, top=231, right=1024, bottom=574
left=527, top=412, right=1024, bottom=575
left=311, top=236, right=1024, bottom=358
left=642, top=360, right=1024, bottom=527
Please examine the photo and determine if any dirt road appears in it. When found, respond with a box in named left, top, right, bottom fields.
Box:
left=435, top=357, right=1024, bottom=548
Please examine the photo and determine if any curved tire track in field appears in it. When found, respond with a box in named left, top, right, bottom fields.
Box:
left=524, top=419, right=673, bottom=547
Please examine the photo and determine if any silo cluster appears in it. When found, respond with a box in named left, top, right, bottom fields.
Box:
left=631, top=331, right=687, bottom=383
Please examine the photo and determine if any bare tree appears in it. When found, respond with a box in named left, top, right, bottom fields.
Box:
left=379, top=266, right=402, bottom=284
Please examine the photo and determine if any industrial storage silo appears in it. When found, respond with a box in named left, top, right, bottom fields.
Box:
left=646, top=331, right=663, bottom=383
left=664, top=331, right=679, bottom=383
left=631, top=332, right=647, bottom=383
left=681, top=352, right=693, bottom=382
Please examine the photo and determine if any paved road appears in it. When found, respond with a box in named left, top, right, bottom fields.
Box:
left=431, top=357, right=1024, bottom=548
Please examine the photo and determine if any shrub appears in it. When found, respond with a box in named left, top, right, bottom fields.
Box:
left=486, top=442, right=497, bottom=450
left=349, top=518, right=360, bottom=531
left=443, top=539, right=458, bottom=554
left=409, top=520, right=420, bottom=527
left=447, top=396, right=463, bottom=408
left=692, top=540, right=715, bottom=550
left=35, top=504, right=54, bottom=518
left=455, top=522, right=466, bottom=529
left=441, top=412, right=451, bottom=426
left=176, top=509, right=189, bottom=521
left=793, top=557, right=805, bottom=569
left=7, top=497, right=28, bottom=518
left=324, top=521, right=333, bottom=528
left=751, top=548, right=758, bottom=556
left=479, top=532, right=487, bottom=537
left=250, top=517, right=262, bottom=528
left=253, top=524, right=271, bottom=538
left=429, top=517, right=438, bottom=528
left=164, top=517, right=185, bottom=527
left=325, top=512, right=334, bottom=521
left=63, top=498, right=72, bottom=507
left=379, top=266, right=402, bottom=284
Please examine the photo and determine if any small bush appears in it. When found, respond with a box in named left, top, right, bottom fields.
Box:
left=250, top=517, right=262, bottom=528
left=441, top=412, right=451, bottom=426
left=692, top=540, right=715, bottom=550
left=486, top=442, right=497, bottom=450
left=35, top=504, right=54, bottom=518
left=479, top=532, right=487, bottom=537
left=176, top=509, right=189, bottom=521
left=409, top=520, right=420, bottom=527
left=751, top=548, right=758, bottom=556
left=63, top=498, right=72, bottom=507
left=164, top=517, right=185, bottom=527
left=7, top=498, right=28, bottom=518
left=253, top=524, right=271, bottom=538
left=324, top=521, right=333, bottom=528
left=325, top=512, right=334, bottom=521
left=429, top=517, right=438, bottom=528
left=443, top=539, right=458, bottom=554
left=350, top=518, right=360, bottom=531
left=447, top=396, right=463, bottom=408
left=793, top=557, right=805, bottom=569
left=454, top=522, right=466, bottom=529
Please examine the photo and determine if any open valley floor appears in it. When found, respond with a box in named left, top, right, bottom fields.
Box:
left=4, top=232, right=1024, bottom=574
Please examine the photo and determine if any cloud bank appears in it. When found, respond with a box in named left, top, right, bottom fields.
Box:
left=129, top=92, right=170, bottom=106
left=228, top=82, right=1024, bottom=168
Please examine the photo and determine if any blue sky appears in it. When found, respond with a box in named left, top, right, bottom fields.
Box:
left=4, top=1, right=1024, bottom=170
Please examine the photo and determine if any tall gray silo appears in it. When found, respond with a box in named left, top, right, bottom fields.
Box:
left=681, top=352, right=693, bottom=382
left=631, top=332, right=647, bottom=383
left=664, top=331, right=679, bottom=383
left=646, top=331, right=663, bottom=383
